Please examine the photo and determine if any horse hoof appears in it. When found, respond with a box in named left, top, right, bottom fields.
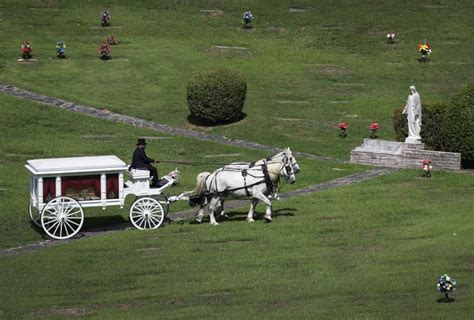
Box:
left=211, top=222, right=219, bottom=226
left=264, top=217, right=272, bottom=223
left=195, top=219, right=202, bottom=224
left=247, top=218, right=255, bottom=223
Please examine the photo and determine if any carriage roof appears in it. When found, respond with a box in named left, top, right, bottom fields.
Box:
left=25, top=155, right=127, bottom=175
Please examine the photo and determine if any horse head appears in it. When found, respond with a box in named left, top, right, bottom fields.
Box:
left=281, top=150, right=297, bottom=184
left=283, top=147, right=300, bottom=175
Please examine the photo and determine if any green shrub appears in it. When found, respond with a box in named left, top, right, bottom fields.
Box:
left=392, top=106, right=408, bottom=142
left=420, top=103, right=448, bottom=150
left=393, top=103, right=448, bottom=145
left=187, top=69, right=247, bottom=124
left=439, top=86, right=474, bottom=164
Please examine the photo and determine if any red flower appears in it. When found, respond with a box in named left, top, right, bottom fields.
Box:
left=338, top=122, right=349, bottom=130
left=370, top=122, right=380, bottom=131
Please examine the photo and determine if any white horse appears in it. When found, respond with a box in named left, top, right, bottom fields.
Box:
left=192, top=148, right=298, bottom=225
left=206, top=148, right=300, bottom=219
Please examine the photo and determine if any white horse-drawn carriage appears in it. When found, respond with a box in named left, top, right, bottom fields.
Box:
left=26, top=148, right=299, bottom=239
left=26, top=155, right=178, bottom=240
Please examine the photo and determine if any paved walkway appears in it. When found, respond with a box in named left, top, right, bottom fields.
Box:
left=0, top=167, right=396, bottom=257
left=0, top=83, right=336, bottom=162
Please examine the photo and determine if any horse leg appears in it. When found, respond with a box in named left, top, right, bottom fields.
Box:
left=253, top=192, right=273, bottom=222
left=247, top=198, right=258, bottom=222
left=209, top=197, right=220, bottom=226
left=195, top=203, right=205, bottom=223
left=218, top=199, right=230, bottom=220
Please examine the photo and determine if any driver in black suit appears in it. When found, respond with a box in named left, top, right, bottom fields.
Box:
left=131, top=138, right=162, bottom=187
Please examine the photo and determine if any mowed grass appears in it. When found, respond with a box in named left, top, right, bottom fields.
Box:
left=0, top=170, right=473, bottom=319
left=0, top=0, right=473, bottom=159
left=0, top=1, right=473, bottom=318
left=0, top=93, right=364, bottom=249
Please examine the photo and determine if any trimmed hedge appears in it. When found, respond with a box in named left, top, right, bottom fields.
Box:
left=187, top=69, right=247, bottom=124
left=439, top=86, right=474, bottom=163
left=393, top=85, right=474, bottom=165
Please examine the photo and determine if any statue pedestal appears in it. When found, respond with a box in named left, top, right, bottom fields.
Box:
left=351, top=139, right=461, bottom=170
left=405, top=136, right=422, bottom=144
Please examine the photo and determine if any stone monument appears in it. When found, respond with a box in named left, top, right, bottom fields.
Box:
left=403, top=85, right=422, bottom=144
left=351, top=86, right=461, bottom=170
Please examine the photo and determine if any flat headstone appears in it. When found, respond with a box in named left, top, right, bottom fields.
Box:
left=276, top=100, right=310, bottom=105
left=208, top=46, right=250, bottom=57
left=330, top=100, right=350, bottom=104
left=81, top=134, right=117, bottom=139
left=200, top=9, right=224, bottom=16
left=266, top=27, right=286, bottom=33
left=333, top=83, right=366, bottom=86
left=274, top=117, right=305, bottom=121
left=17, top=59, right=37, bottom=63
left=212, top=45, right=247, bottom=51
left=289, top=8, right=306, bottom=13
left=90, top=26, right=123, bottom=29
left=106, top=58, right=129, bottom=62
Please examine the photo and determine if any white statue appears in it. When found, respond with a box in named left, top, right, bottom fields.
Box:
left=403, top=85, right=422, bottom=143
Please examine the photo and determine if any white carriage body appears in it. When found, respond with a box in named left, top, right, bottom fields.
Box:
left=26, top=155, right=128, bottom=211
left=26, top=155, right=175, bottom=211
left=26, top=155, right=177, bottom=240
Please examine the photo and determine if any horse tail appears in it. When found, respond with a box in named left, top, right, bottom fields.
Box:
left=193, top=171, right=211, bottom=195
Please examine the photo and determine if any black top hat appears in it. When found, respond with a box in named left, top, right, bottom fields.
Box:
left=136, top=138, right=147, bottom=145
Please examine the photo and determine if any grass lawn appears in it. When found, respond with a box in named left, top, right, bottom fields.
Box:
left=0, top=169, right=473, bottom=319
left=0, top=1, right=473, bottom=318
left=0, top=0, right=472, bottom=159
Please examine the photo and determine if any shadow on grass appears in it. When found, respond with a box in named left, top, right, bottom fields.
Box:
left=191, top=207, right=296, bottom=224
left=30, top=215, right=130, bottom=238
left=186, top=112, right=247, bottom=127
left=82, top=215, right=128, bottom=230
left=437, top=297, right=455, bottom=303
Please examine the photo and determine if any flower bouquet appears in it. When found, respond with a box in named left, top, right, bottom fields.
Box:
left=338, top=122, right=348, bottom=138
left=421, top=159, right=433, bottom=177
left=369, top=122, right=379, bottom=139
left=436, top=274, right=456, bottom=302
left=417, top=41, right=431, bottom=62
left=242, top=11, right=254, bottom=28
left=386, top=33, right=395, bottom=44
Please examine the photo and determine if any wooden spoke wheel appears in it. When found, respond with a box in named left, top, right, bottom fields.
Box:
left=130, top=197, right=164, bottom=230
left=41, top=196, right=84, bottom=240
left=29, top=201, right=41, bottom=228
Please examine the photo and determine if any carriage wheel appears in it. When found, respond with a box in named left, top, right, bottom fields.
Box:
left=29, top=201, right=41, bottom=228
left=130, top=197, right=164, bottom=230
left=41, top=196, right=84, bottom=240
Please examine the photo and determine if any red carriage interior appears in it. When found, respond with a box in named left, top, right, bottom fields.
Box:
left=42, top=174, right=119, bottom=201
